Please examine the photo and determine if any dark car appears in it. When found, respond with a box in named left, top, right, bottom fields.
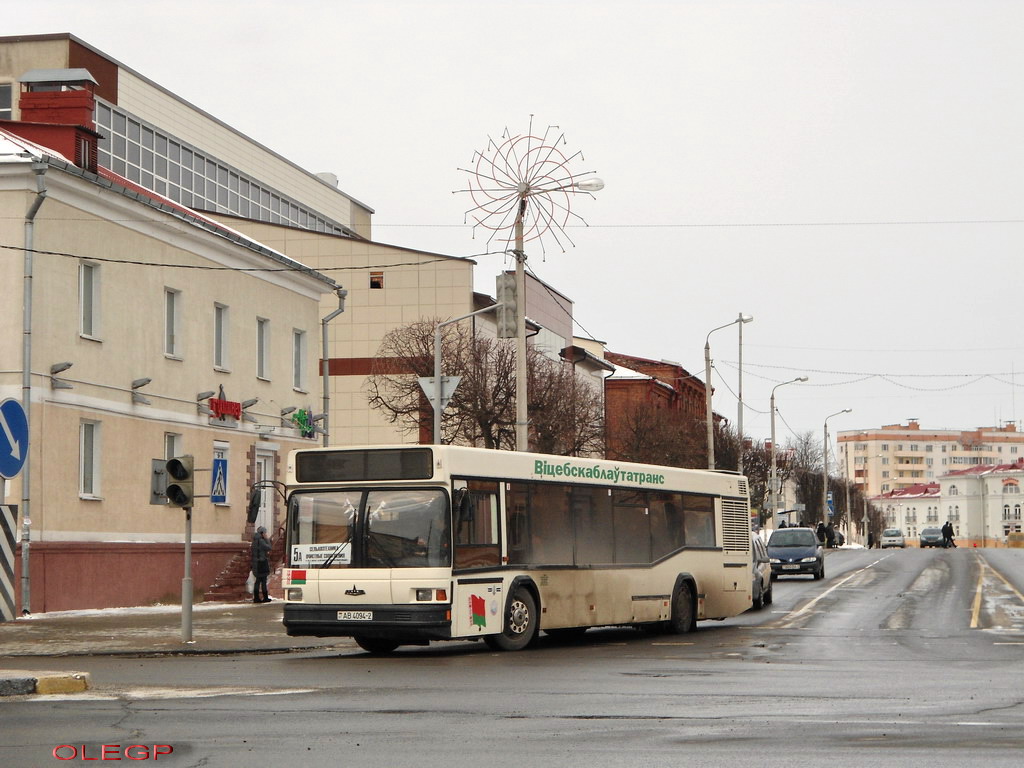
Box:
left=919, top=527, right=944, bottom=548
left=767, top=527, right=825, bottom=580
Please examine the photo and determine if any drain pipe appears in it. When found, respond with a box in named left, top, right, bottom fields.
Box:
left=20, top=162, right=48, bottom=615
left=320, top=286, right=347, bottom=447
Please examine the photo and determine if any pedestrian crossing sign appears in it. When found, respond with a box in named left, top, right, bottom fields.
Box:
left=211, top=458, right=228, bottom=503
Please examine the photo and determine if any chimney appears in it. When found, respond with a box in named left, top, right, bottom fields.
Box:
left=19, top=68, right=99, bottom=129
left=9, top=68, right=102, bottom=172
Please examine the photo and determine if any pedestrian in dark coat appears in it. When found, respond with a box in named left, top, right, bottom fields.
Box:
left=941, top=521, right=957, bottom=548
left=825, top=523, right=836, bottom=549
left=251, top=526, right=272, bottom=603
left=816, top=522, right=827, bottom=544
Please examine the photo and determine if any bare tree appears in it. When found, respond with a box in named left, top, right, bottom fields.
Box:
left=610, top=405, right=706, bottom=468
left=366, top=319, right=604, bottom=454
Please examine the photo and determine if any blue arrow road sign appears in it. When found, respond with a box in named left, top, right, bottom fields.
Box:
left=210, top=457, right=228, bottom=504
left=0, top=399, right=29, bottom=479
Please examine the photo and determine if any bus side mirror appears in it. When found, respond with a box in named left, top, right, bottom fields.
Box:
left=246, top=488, right=262, bottom=524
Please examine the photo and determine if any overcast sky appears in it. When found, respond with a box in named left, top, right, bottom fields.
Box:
left=13, top=1, right=1024, bottom=451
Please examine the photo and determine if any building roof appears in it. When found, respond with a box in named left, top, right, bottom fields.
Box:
left=0, top=126, right=336, bottom=289
left=872, top=483, right=940, bottom=501
left=941, top=458, right=1024, bottom=479
left=559, top=345, right=615, bottom=373
left=20, top=68, right=98, bottom=85
left=0, top=33, right=375, bottom=218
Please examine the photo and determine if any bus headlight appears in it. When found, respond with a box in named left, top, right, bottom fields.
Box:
left=416, top=588, right=432, bottom=601
left=286, top=588, right=303, bottom=601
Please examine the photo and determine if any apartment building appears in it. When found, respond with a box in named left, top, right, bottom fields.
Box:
left=840, top=420, right=1024, bottom=498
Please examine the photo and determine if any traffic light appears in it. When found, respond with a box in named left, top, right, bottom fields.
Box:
left=165, top=456, right=194, bottom=508
left=495, top=272, right=517, bottom=339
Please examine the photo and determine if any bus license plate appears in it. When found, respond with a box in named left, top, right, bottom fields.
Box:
left=338, top=610, right=373, bottom=621
left=782, top=565, right=800, bottom=570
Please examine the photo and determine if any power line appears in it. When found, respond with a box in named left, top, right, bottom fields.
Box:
left=374, top=218, right=1024, bottom=229
left=0, top=242, right=462, bottom=274
left=717, top=360, right=1024, bottom=389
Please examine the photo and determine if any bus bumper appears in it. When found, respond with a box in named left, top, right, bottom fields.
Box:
left=283, top=603, right=452, bottom=641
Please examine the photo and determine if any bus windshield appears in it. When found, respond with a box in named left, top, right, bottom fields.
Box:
left=289, top=488, right=450, bottom=569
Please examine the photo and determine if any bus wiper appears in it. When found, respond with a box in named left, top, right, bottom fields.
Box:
left=320, top=541, right=348, bottom=569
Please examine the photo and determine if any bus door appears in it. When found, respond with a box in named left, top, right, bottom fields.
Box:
left=452, top=480, right=503, bottom=637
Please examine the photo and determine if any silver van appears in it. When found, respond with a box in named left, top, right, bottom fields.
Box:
left=880, top=528, right=906, bottom=548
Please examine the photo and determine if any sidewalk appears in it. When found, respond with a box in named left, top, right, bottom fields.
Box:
left=0, top=599, right=350, bottom=696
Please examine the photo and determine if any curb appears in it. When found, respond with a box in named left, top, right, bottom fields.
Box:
left=0, top=670, right=91, bottom=697
left=0, top=643, right=344, bottom=659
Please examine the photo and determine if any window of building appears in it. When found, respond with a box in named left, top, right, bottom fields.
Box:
left=79, top=261, right=100, bottom=339
left=164, top=288, right=181, bottom=358
left=1012, top=447, right=1019, bottom=455
left=881, top=444, right=889, bottom=451
left=292, top=329, right=307, bottom=391
left=882, top=471, right=889, bottom=478
left=949, top=485, right=958, bottom=496
left=257, top=317, right=270, bottom=379
left=0, top=83, right=11, bottom=119
left=93, top=100, right=349, bottom=236
left=80, top=421, right=101, bottom=498
left=214, top=303, right=229, bottom=369
left=926, top=445, right=933, bottom=452
left=164, top=432, right=182, bottom=460
left=370, top=271, right=384, bottom=289
left=882, top=457, right=889, bottom=465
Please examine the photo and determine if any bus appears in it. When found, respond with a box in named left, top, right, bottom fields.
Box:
left=276, top=445, right=752, bottom=653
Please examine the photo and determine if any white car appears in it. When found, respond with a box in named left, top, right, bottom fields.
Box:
left=880, top=528, right=906, bottom=548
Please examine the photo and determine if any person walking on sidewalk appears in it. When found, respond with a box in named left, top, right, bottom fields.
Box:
left=251, top=526, right=272, bottom=603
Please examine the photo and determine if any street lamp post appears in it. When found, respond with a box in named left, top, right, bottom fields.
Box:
left=823, top=408, right=853, bottom=526
left=511, top=177, right=604, bottom=452
left=769, top=376, right=808, bottom=527
left=704, top=314, right=753, bottom=470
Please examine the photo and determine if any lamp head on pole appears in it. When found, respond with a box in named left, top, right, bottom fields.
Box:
left=575, top=177, right=605, bottom=193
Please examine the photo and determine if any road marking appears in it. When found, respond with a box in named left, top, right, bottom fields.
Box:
left=28, top=686, right=314, bottom=701
left=971, top=552, right=1024, bottom=630
left=970, top=556, right=986, bottom=629
left=773, top=555, right=890, bottom=629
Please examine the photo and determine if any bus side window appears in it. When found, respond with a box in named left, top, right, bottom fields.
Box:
left=453, top=480, right=501, bottom=570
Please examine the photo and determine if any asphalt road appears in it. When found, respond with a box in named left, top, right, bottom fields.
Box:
left=3, top=547, right=1023, bottom=768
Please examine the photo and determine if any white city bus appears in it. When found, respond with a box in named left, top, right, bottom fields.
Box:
left=278, top=445, right=752, bottom=653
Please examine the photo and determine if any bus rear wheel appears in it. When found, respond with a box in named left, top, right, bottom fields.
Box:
left=354, top=636, right=400, bottom=654
left=669, top=582, right=695, bottom=634
left=485, top=588, right=537, bottom=651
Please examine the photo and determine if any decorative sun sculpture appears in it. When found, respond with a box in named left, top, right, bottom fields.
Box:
left=456, top=116, right=603, bottom=256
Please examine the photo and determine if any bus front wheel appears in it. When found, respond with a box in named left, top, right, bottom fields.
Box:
left=669, top=582, right=695, bottom=634
left=354, top=636, right=400, bottom=654
left=485, top=589, right=538, bottom=651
